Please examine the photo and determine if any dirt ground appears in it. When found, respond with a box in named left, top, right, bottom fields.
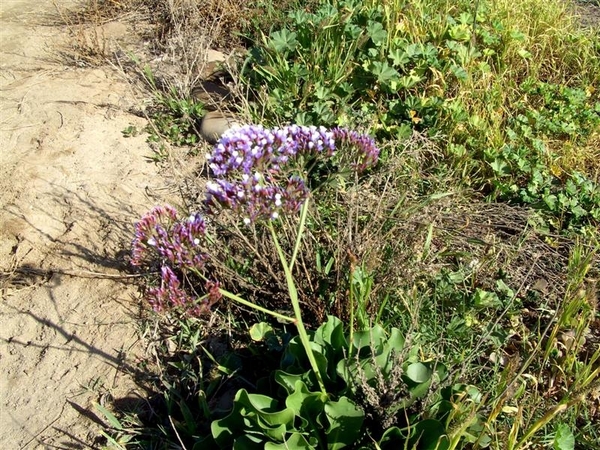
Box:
left=0, top=0, right=171, bottom=447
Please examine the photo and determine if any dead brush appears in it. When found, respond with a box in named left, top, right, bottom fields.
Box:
left=53, top=1, right=110, bottom=67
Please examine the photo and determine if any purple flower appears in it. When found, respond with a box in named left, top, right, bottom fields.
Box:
left=205, top=125, right=379, bottom=223
left=131, top=206, right=207, bottom=270
left=146, top=266, right=194, bottom=312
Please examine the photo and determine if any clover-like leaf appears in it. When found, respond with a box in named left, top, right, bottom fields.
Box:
left=250, top=322, right=274, bottom=341
left=367, top=20, right=387, bottom=46
left=269, top=29, right=298, bottom=53
left=370, top=61, right=400, bottom=85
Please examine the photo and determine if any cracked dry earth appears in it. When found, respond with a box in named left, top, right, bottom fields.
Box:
left=0, top=0, right=168, bottom=447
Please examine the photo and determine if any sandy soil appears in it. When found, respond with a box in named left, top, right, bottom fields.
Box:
left=0, top=1, right=168, bottom=447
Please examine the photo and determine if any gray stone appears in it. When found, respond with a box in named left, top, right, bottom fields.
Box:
left=200, top=111, right=241, bottom=144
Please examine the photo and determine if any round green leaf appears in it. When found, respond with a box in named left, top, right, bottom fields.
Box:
left=406, top=363, right=432, bottom=383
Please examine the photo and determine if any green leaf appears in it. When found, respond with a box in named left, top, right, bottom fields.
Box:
left=285, top=380, right=327, bottom=430
left=270, top=29, right=298, bottom=53
left=405, top=363, right=432, bottom=384
left=571, top=204, right=588, bottom=218
left=553, top=423, right=575, bottom=450
left=265, top=433, right=315, bottom=449
left=275, top=370, right=306, bottom=395
left=450, top=63, right=468, bottom=81
left=93, top=402, right=123, bottom=430
left=314, top=316, right=347, bottom=357
left=233, top=434, right=265, bottom=449
left=387, top=328, right=405, bottom=351
left=378, top=426, right=404, bottom=448
left=389, top=49, right=410, bottom=68
left=250, top=322, right=274, bottom=341
left=352, top=324, right=386, bottom=352
left=370, top=61, right=400, bottom=85
left=408, top=419, right=450, bottom=450
left=324, top=397, right=364, bottom=449
left=212, top=389, right=295, bottom=447
left=517, top=48, right=532, bottom=59
left=367, top=20, right=387, bottom=46
left=449, top=24, right=471, bottom=42
left=473, top=289, right=502, bottom=309
left=490, top=158, right=510, bottom=177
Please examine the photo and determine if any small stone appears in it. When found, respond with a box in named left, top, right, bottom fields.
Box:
left=200, top=111, right=241, bottom=144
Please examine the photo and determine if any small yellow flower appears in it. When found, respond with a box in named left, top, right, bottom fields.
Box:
left=409, top=109, right=422, bottom=124
left=585, top=85, right=596, bottom=97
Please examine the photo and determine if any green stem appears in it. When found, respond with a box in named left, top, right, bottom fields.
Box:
left=219, top=289, right=296, bottom=324
left=348, top=272, right=355, bottom=358
left=269, top=201, right=327, bottom=394
left=189, top=267, right=297, bottom=323
left=289, top=195, right=309, bottom=272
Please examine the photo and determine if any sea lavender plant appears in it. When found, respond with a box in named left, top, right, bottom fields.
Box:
left=133, top=124, right=380, bottom=393
left=204, top=124, right=379, bottom=224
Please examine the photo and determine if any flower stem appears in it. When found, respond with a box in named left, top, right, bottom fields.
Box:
left=269, top=200, right=327, bottom=394
left=219, top=289, right=297, bottom=324
left=189, top=267, right=297, bottom=324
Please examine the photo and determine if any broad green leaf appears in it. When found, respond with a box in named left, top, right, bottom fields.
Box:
left=388, top=49, right=410, bottom=67
left=449, top=24, right=471, bottom=42
left=212, top=389, right=293, bottom=447
left=490, top=158, right=510, bottom=177
left=378, top=426, right=404, bottom=448
left=324, top=397, right=364, bottom=449
left=285, top=380, right=327, bottom=430
left=270, top=30, right=298, bottom=53
left=233, top=433, right=265, bottom=449
left=405, top=363, right=432, bottom=384
left=571, top=205, right=587, bottom=218
left=387, top=328, right=405, bottom=352
left=553, top=423, right=575, bottom=450
left=353, top=324, right=386, bottom=352
left=275, top=370, right=305, bottom=395
left=450, top=63, right=468, bottom=81
left=370, top=61, right=400, bottom=85
left=314, top=316, right=346, bottom=349
left=265, top=432, right=315, bottom=449
left=367, top=21, right=387, bottom=46
left=408, top=419, right=450, bottom=450
left=473, top=289, right=502, bottom=309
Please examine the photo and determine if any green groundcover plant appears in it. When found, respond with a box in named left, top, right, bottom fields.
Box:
left=241, top=0, right=600, bottom=230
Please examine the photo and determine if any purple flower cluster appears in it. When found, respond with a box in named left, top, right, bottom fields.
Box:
left=146, top=266, right=194, bottom=312
left=131, top=205, right=207, bottom=271
left=207, top=124, right=336, bottom=176
left=132, top=124, right=380, bottom=316
left=205, top=175, right=308, bottom=223
left=332, top=127, right=380, bottom=171
left=205, top=124, right=380, bottom=223
left=146, top=267, right=222, bottom=315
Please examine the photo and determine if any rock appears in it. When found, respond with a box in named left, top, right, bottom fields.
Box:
left=200, top=111, right=241, bottom=144
left=191, top=80, right=232, bottom=110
